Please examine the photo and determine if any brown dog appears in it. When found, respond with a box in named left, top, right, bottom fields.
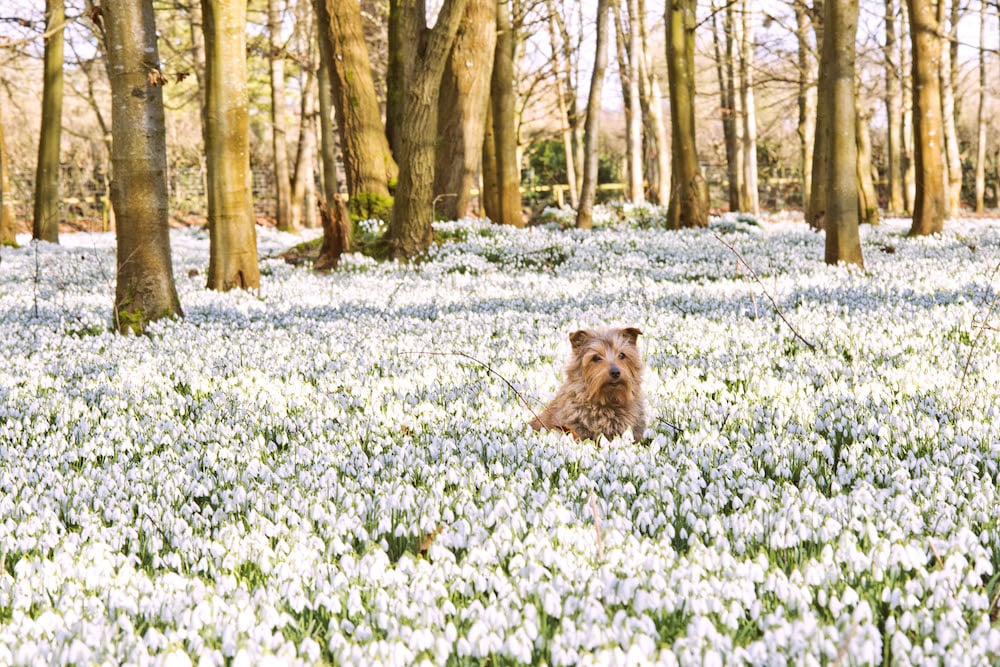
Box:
left=530, top=327, right=647, bottom=441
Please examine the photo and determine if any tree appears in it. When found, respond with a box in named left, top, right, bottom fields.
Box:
left=795, top=1, right=817, bottom=212
left=819, top=0, right=863, bottom=267
left=939, top=0, right=961, bottom=216
left=884, top=0, right=905, bottom=213
left=615, top=0, right=643, bottom=203
left=33, top=0, right=65, bottom=243
left=268, top=0, right=295, bottom=231
left=575, top=0, right=612, bottom=230
left=101, top=0, right=183, bottom=332
left=434, top=0, right=497, bottom=221
left=713, top=0, right=741, bottom=212
left=635, top=0, right=668, bottom=205
left=906, top=0, right=945, bottom=235
left=386, top=0, right=469, bottom=258
left=665, top=0, right=708, bottom=229
left=973, top=0, right=988, bottom=212
left=545, top=0, right=579, bottom=208
left=738, top=1, right=759, bottom=216
left=1, top=101, right=16, bottom=247
left=315, top=9, right=341, bottom=209
left=202, top=0, right=261, bottom=290
left=485, top=0, right=524, bottom=227
left=319, top=0, right=397, bottom=201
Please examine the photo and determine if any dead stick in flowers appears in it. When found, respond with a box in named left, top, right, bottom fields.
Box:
left=712, top=231, right=816, bottom=352
left=954, top=260, right=1000, bottom=413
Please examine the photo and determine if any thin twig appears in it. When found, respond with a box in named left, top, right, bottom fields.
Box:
left=712, top=231, right=816, bottom=352
left=589, top=489, right=604, bottom=561
left=954, top=261, right=1000, bottom=413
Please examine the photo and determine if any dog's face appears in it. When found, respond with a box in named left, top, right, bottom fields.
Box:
left=569, top=327, right=643, bottom=404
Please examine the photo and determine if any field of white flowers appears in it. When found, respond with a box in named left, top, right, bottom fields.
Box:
left=1, top=209, right=999, bottom=666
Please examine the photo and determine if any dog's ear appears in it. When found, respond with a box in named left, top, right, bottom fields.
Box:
left=569, top=329, right=594, bottom=351
left=619, top=327, right=642, bottom=345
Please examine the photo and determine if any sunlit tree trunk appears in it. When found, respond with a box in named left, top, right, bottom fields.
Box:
left=315, top=12, right=340, bottom=208
left=291, top=71, right=318, bottom=229
left=974, top=0, right=987, bottom=212
left=434, top=0, right=497, bottom=221
left=202, top=0, right=260, bottom=290
left=901, top=0, right=916, bottom=212
left=103, top=0, right=183, bottom=332
left=715, top=0, right=742, bottom=212
left=738, top=0, right=759, bottom=215
left=665, top=0, right=708, bottom=229
left=906, top=0, right=945, bottom=235
left=576, top=0, right=612, bottom=230
left=545, top=0, right=578, bottom=208
left=795, top=3, right=817, bottom=213
left=636, top=0, right=668, bottom=205
left=268, top=0, right=295, bottom=231
left=481, top=103, right=500, bottom=219
left=0, top=101, right=17, bottom=247
left=820, top=0, right=863, bottom=267
left=33, top=0, right=65, bottom=243
left=387, top=0, right=469, bottom=258
left=856, top=100, right=881, bottom=226
left=939, top=0, right=961, bottom=216
left=489, top=0, right=524, bottom=227
left=616, top=0, right=643, bottom=203
left=884, top=0, right=905, bottom=213
left=320, top=0, right=397, bottom=198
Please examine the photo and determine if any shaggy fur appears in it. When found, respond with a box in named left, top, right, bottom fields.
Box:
left=530, top=327, right=647, bottom=441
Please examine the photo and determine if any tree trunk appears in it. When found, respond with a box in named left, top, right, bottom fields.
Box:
left=0, top=101, right=17, bottom=247
left=665, top=0, right=708, bottom=229
left=884, top=0, right=905, bottom=213
left=856, top=101, right=881, bottom=226
left=33, top=0, right=65, bottom=243
left=434, top=0, right=497, bottom=221
left=268, top=0, right=295, bottom=231
left=795, top=3, right=817, bottom=213
left=315, top=14, right=340, bottom=208
left=738, top=0, right=759, bottom=215
left=553, top=1, right=584, bottom=196
left=546, top=0, right=578, bottom=208
left=314, top=194, right=351, bottom=271
left=906, top=0, right=945, bottom=235
left=974, top=0, right=987, bottom=212
left=387, top=0, right=469, bottom=259
left=939, top=0, right=961, bottom=216
left=716, top=0, right=742, bottom=212
left=202, top=0, right=261, bottom=291
left=291, top=70, right=318, bottom=229
left=576, top=0, right=612, bottom=230
left=103, top=0, right=183, bottom=332
left=821, top=0, right=863, bottom=267
left=636, top=0, right=668, bottom=205
left=490, top=0, right=523, bottom=227
left=808, top=4, right=832, bottom=229
left=321, top=0, right=397, bottom=199
left=901, top=0, right=916, bottom=212
left=616, top=0, right=643, bottom=203
left=481, top=103, right=501, bottom=220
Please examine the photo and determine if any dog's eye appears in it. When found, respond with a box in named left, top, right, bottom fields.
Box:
left=618, top=352, right=626, bottom=360
left=591, top=355, right=602, bottom=363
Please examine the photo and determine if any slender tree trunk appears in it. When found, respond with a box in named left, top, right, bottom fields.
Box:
left=315, top=10, right=340, bottom=207
left=821, top=0, right=863, bottom=266
left=33, top=0, right=65, bottom=243
left=739, top=0, right=759, bottom=215
left=268, top=0, right=295, bottom=231
left=546, top=0, right=578, bottom=208
left=795, top=3, right=817, bottom=213
left=321, top=0, right=397, bottom=199
left=291, top=72, right=318, bottom=229
left=103, top=0, right=183, bottom=332
left=901, top=0, right=916, bottom=211
left=0, top=101, right=17, bottom=246
left=616, top=0, right=643, bottom=203
left=202, top=0, right=260, bottom=290
left=481, top=103, right=501, bottom=220
left=387, top=0, right=470, bottom=258
left=434, top=0, right=497, bottom=221
left=906, top=0, right=945, bottom=235
left=856, top=100, right=881, bottom=225
left=576, top=0, right=612, bottom=230
left=553, top=1, right=584, bottom=195
left=665, top=0, right=709, bottom=229
left=939, top=0, right=961, bottom=216
left=490, top=0, right=524, bottom=227
left=808, top=5, right=833, bottom=229
left=884, top=0, right=905, bottom=212
left=636, top=0, right=668, bottom=205
left=719, top=1, right=743, bottom=212
left=974, top=0, right=987, bottom=212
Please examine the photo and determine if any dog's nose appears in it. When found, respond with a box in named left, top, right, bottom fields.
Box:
left=610, top=365, right=621, bottom=379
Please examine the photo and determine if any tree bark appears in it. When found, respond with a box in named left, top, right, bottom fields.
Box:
left=315, top=12, right=341, bottom=209
left=616, top=0, right=643, bottom=203
left=387, top=0, right=470, bottom=259
left=939, top=0, right=961, bottom=216
left=576, top=0, right=612, bottom=230
left=795, top=3, right=817, bottom=213
left=714, top=1, right=741, bottom=212
left=906, top=0, right=945, bottom=235
left=821, top=0, right=863, bottom=267
left=103, top=0, right=183, bottom=332
left=434, top=0, right=497, bottom=221
left=321, top=0, right=397, bottom=198
left=268, top=0, right=295, bottom=231
left=900, top=0, right=916, bottom=212
left=808, top=2, right=832, bottom=229
left=974, top=0, right=987, bottom=212
left=738, top=0, right=759, bottom=215
left=884, top=0, right=905, bottom=213
left=545, top=0, right=579, bottom=208
left=202, top=0, right=261, bottom=291
left=635, top=0, right=668, bottom=205
left=33, top=0, right=65, bottom=243
left=665, top=0, right=708, bottom=229
left=0, top=101, right=17, bottom=247
left=490, top=0, right=524, bottom=227
left=856, top=100, right=881, bottom=226
left=481, top=103, right=501, bottom=220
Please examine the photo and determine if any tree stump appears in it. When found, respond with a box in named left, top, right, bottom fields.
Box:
left=314, top=194, right=352, bottom=272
